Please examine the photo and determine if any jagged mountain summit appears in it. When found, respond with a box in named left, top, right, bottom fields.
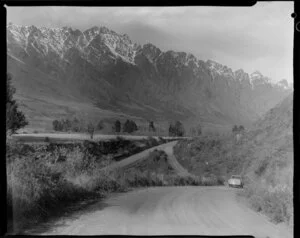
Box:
left=6, top=23, right=292, bottom=131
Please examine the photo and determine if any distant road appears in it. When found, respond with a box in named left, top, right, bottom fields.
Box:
left=35, top=186, right=292, bottom=237
left=12, top=133, right=192, bottom=143
left=102, top=140, right=194, bottom=178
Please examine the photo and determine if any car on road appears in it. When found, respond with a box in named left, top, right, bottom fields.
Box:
left=228, top=175, right=243, bottom=188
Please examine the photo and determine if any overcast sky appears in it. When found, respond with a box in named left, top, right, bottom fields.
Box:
left=6, top=2, right=294, bottom=83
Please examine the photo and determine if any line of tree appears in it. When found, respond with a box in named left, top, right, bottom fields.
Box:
left=52, top=117, right=104, bottom=139
left=113, top=120, right=156, bottom=134
left=6, top=73, right=28, bottom=135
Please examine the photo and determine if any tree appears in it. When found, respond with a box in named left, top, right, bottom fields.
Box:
left=174, top=121, right=185, bottom=137
left=87, top=122, right=95, bottom=139
left=97, top=120, right=104, bottom=131
left=114, top=120, right=121, bottom=133
left=169, top=121, right=185, bottom=137
left=190, top=127, right=196, bottom=136
left=197, top=126, right=202, bottom=136
left=71, top=117, right=81, bottom=132
left=149, top=121, right=156, bottom=132
left=52, top=120, right=63, bottom=131
left=169, top=123, right=175, bottom=136
left=123, top=119, right=138, bottom=133
left=63, top=118, right=72, bottom=131
left=6, top=73, right=28, bottom=134
left=232, top=125, right=245, bottom=134
left=232, top=125, right=238, bottom=133
left=238, top=125, right=245, bottom=133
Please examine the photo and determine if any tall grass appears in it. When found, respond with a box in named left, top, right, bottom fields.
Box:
left=242, top=182, right=293, bottom=226
left=6, top=140, right=124, bottom=233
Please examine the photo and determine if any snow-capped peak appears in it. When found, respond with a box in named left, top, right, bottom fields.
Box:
left=206, top=60, right=234, bottom=79
left=250, top=70, right=263, bottom=79
left=275, top=79, right=291, bottom=90
left=234, top=69, right=250, bottom=83
left=7, top=22, right=137, bottom=65
left=249, top=70, right=271, bottom=86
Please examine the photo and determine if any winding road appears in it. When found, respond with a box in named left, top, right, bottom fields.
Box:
left=28, top=141, right=292, bottom=238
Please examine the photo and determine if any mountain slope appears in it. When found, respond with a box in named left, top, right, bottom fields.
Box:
left=6, top=23, right=292, bottom=132
left=173, top=93, right=293, bottom=225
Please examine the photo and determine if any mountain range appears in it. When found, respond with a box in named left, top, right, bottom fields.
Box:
left=6, top=23, right=293, bottom=132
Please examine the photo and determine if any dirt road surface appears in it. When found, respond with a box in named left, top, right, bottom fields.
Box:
left=35, top=186, right=292, bottom=237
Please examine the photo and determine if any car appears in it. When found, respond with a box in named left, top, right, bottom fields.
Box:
left=228, top=175, right=243, bottom=188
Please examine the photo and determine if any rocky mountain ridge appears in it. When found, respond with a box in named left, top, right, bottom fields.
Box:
left=6, top=22, right=292, bottom=131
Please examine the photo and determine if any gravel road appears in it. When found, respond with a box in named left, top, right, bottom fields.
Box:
left=38, top=186, right=292, bottom=238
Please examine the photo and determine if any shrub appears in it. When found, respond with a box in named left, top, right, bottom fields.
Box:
left=255, top=159, right=269, bottom=176
left=147, top=136, right=159, bottom=147
left=158, top=137, right=166, bottom=144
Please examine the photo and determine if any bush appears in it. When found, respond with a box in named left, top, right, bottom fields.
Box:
left=6, top=142, right=127, bottom=231
left=146, top=136, right=159, bottom=147
left=158, top=137, right=166, bottom=144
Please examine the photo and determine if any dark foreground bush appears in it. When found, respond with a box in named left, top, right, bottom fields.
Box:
left=6, top=141, right=124, bottom=232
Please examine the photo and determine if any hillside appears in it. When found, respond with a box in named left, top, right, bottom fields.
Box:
left=6, top=23, right=292, bottom=133
left=173, top=93, right=293, bottom=226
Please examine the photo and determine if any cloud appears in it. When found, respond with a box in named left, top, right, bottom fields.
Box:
left=6, top=3, right=293, bottom=83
